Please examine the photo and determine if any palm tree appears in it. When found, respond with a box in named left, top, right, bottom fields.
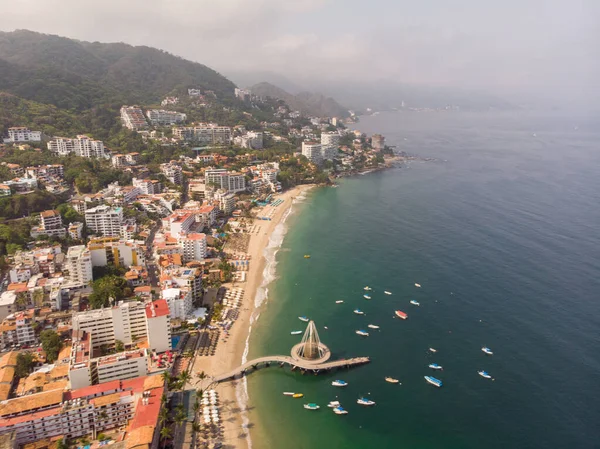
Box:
left=159, top=426, right=172, bottom=444
left=174, top=410, right=186, bottom=427
left=161, top=371, right=172, bottom=386
left=160, top=393, right=167, bottom=405
left=178, top=370, right=191, bottom=387
left=193, top=400, right=200, bottom=414
left=195, top=371, right=206, bottom=384
left=195, top=388, right=204, bottom=400
left=159, top=407, right=169, bottom=424
left=192, top=423, right=201, bottom=433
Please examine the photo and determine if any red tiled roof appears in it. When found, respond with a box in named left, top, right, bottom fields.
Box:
left=66, top=379, right=121, bottom=400
left=127, top=386, right=164, bottom=431
left=145, top=299, right=169, bottom=319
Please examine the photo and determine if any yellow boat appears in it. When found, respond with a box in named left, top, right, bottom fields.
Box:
left=292, top=393, right=304, bottom=398
left=304, top=255, right=311, bottom=259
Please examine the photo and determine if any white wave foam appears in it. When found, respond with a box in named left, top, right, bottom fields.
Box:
left=236, top=196, right=305, bottom=449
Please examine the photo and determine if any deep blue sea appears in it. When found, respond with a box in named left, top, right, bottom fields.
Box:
left=244, top=110, right=600, bottom=449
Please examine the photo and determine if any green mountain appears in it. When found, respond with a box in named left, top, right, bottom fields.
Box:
left=249, top=82, right=349, bottom=118
left=0, top=30, right=236, bottom=110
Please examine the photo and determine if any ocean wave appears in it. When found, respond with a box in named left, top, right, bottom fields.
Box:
left=236, top=197, right=303, bottom=449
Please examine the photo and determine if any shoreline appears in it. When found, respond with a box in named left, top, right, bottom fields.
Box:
left=191, top=184, right=314, bottom=449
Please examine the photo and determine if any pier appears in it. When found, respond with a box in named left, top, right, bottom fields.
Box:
left=203, top=320, right=370, bottom=385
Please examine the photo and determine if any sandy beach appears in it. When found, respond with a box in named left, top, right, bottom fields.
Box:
left=191, top=184, right=313, bottom=449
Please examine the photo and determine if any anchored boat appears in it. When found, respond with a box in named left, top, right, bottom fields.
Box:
left=478, top=370, right=492, bottom=379
left=354, top=309, right=365, bottom=315
left=328, top=401, right=341, bottom=408
left=355, top=330, right=369, bottom=337
left=410, top=300, right=420, bottom=306
left=415, top=283, right=421, bottom=288
left=332, top=380, right=348, bottom=387
left=364, top=286, right=372, bottom=291
left=384, top=291, right=392, bottom=295
left=292, top=393, right=304, bottom=398
left=363, top=295, right=372, bottom=300
left=335, top=300, right=344, bottom=304
left=429, top=348, right=437, bottom=353
left=304, top=403, right=320, bottom=410
left=333, top=406, right=348, bottom=415
left=395, top=310, right=408, bottom=320
left=482, top=346, right=493, bottom=355
left=428, top=363, right=443, bottom=370
left=367, top=324, right=380, bottom=329
left=298, top=316, right=309, bottom=322
left=357, top=397, right=376, bottom=406
left=283, top=392, right=295, bottom=396
left=424, top=376, right=442, bottom=387
left=385, top=377, right=400, bottom=384
left=290, top=331, right=302, bottom=335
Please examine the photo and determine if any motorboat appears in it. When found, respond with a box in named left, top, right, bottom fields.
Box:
left=364, top=286, right=372, bottom=291
left=384, top=291, right=392, bottom=295
left=424, top=376, right=442, bottom=387
left=292, top=393, right=304, bottom=398
left=304, top=255, right=311, bottom=259
left=415, top=283, right=421, bottom=288
left=395, top=310, right=408, bottom=320
left=482, top=347, right=493, bottom=355
left=363, top=295, right=372, bottom=300
left=333, top=406, right=348, bottom=415
left=290, top=331, right=302, bottom=335
left=478, top=370, right=492, bottom=379
left=410, top=300, right=420, bottom=306
left=385, top=377, right=400, bottom=384
left=428, top=363, right=443, bottom=370
left=304, top=403, right=320, bottom=410
left=335, top=300, right=344, bottom=304
left=356, top=330, right=369, bottom=337
left=357, top=397, right=376, bottom=406
left=332, top=380, right=348, bottom=387
left=298, top=316, right=309, bottom=322
left=367, top=324, right=380, bottom=329
left=354, top=309, right=364, bottom=315
left=429, top=348, right=437, bottom=353
left=283, top=392, right=295, bottom=396
left=328, top=401, right=341, bottom=408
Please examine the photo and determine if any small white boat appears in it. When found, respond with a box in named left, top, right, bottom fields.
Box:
left=429, top=363, right=443, bottom=370
left=324, top=326, right=328, bottom=330
left=353, top=309, right=364, bottom=315
left=328, top=401, right=341, bottom=408
left=283, top=392, right=295, bottom=396
left=415, top=283, right=421, bottom=288
left=298, top=316, right=309, bottom=322
left=290, top=331, right=302, bottom=335
left=482, top=347, right=493, bottom=355
left=304, top=403, right=320, bottom=410
left=364, top=286, right=372, bottom=291
left=367, top=324, right=380, bottom=329
left=356, top=330, right=369, bottom=337
left=424, top=376, right=442, bottom=387
left=478, top=370, right=492, bottom=379
left=335, top=300, right=344, bottom=304
left=429, top=348, right=437, bottom=353
left=384, top=291, right=392, bottom=295
left=410, top=300, right=420, bottom=306
left=332, top=380, right=348, bottom=387
left=363, top=295, right=372, bottom=300
left=385, top=377, right=400, bottom=384
left=333, top=406, right=348, bottom=415
left=357, top=397, right=376, bottom=406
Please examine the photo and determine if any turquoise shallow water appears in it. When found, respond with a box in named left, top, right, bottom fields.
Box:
left=245, top=111, right=600, bottom=449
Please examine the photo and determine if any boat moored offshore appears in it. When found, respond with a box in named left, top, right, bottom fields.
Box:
left=384, top=291, right=392, bottom=295
left=429, top=348, right=437, bottom=353
left=395, top=310, right=408, bottom=320
left=328, top=401, right=341, bottom=408
left=385, top=377, right=400, bottom=384
left=298, top=316, right=309, bottom=322
left=424, top=376, right=442, bottom=387
left=367, top=324, right=380, bottom=329
left=428, top=363, right=443, bottom=370
left=357, top=397, right=376, bottom=406
left=482, top=347, right=493, bottom=355
left=363, top=295, right=372, bottom=300
left=304, top=403, right=320, bottom=410
left=478, top=370, right=492, bottom=379
left=290, top=331, right=302, bottom=335
left=335, top=300, right=344, bottom=304
left=332, top=380, right=348, bottom=387
left=364, top=286, right=372, bottom=291
left=415, top=283, right=421, bottom=288
left=354, top=309, right=365, bottom=315
left=410, top=300, right=420, bottom=306
left=283, top=392, right=295, bottom=396
left=333, top=406, right=348, bottom=415
left=356, top=330, right=369, bottom=337
left=292, top=393, right=304, bottom=398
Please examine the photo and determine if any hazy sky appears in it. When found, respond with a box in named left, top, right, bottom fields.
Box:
left=1, top=0, right=598, bottom=98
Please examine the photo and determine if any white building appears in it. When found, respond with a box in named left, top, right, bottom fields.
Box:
left=4, top=127, right=42, bottom=143
left=161, top=162, right=183, bottom=185
left=238, top=131, right=263, bottom=149
left=72, top=299, right=171, bottom=354
left=133, top=178, right=162, bottom=195
left=120, top=106, right=148, bottom=130
left=173, top=124, right=232, bottom=144
left=215, top=191, right=236, bottom=215
left=321, top=131, right=340, bottom=160
left=0, top=291, right=17, bottom=322
left=85, top=205, right=124, bottom=237
left=30, top=210, right=66, bottom=239
left=180, top=233, right=207, bottom=262
left=68, top=222, right=84, bottom=240
left=302, top=141, right=323, bottom=164
left=65, top=245, right=93, bottom=287
left=161, top=288, right=192, bottom=320
left=47, top=135, right=106, bottom=159
left=146, top=109, right=186, bottom=126
left=205, top=169, right=246, bottom=193
left=162, top=211, right=195, bottom=236
left=88, top=238, right=146, bottom=268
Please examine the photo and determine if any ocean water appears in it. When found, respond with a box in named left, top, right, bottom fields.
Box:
left=244, top=111, right=600, bottom=449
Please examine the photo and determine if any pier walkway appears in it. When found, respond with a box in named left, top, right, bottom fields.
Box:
left=212, top=355, right=370, bottom=382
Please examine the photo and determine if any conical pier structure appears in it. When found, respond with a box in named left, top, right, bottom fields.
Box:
left=292, top=320, right=330, bottom=362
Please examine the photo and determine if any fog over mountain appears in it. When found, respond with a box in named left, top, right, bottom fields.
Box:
left=1, top=0, right=598, bottom=109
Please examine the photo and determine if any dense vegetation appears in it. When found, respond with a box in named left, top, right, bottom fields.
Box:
left=40, top=330, right=62, bottom=363
left=0, top=30, right=236, bottom=112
